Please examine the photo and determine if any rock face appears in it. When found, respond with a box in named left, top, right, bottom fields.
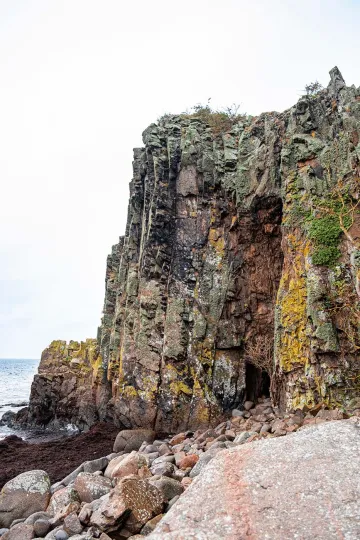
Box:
left=23, top=67, right=360, bottom=432
left=22, top=339, right=100, bottom=429
left=149, top=419, right=360, bottom=539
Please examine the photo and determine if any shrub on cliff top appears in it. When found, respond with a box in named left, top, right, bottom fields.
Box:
left=181, top=100, right=245, bottom=135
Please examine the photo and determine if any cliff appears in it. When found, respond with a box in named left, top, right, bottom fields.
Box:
left=23, top=67, right=360, bottom=432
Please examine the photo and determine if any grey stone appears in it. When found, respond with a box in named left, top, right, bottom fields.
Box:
left=165, top=495, right=180, bottom=512
left=82, top=457, right=108, bottom=474
left=150, top=462, right=175, bottom=477
left=54, top=531, right=68, bottom=540
left=33, top=519, right=50, bottom=536
left=25, top=512, right=52, bottom=525
left=233, top=431, right=257, bottom=445
left=231, top=409, right=245, bottom=417
left=148, top=477, right=183, bottom=502
left=244, top=401, right=254, bottom=411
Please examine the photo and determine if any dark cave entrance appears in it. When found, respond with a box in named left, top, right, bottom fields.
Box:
left=245, top=362, right=271, bottom=402
left=242, top=195, right=283, bottom=405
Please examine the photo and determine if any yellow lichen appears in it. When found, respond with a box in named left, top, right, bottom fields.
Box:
left=277, top=234, right=310, bottom=372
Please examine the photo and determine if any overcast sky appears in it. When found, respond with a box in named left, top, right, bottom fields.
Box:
left=0, top=0, right=359, bottom=359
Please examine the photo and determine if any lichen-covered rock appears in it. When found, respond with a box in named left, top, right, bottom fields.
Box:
left=73, top=473, right=112, bottom=503
left=0, top=470, right=51, bottom=528
left=47, top=486, right=80, bottom=517
left=90, top=477, right=163, bottom=533
left=19, top=340, right=100, bottom=430
left=24, top=67, right=360, bottom=432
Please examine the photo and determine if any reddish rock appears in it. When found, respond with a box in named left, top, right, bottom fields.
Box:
left=178, top=455, right=199, bottom=470
left=90, top=477, right=164, bottom=534
left=169, top=433, right=187, bottom=446
left=110, top=452, right=150, bottom=481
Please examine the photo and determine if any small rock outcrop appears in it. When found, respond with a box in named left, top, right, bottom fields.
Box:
left=20, top=67, right=360, bottom=433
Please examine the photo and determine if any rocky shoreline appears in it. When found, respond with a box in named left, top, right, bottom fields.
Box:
left=0, top=399, right=359, bottom=539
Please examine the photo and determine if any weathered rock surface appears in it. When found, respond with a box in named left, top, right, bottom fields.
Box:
left=0, top=470, right=51, bottom=528
left=73, top=473, right=112, bottom=503
left=149, top=419, right=360, bottom=539
left=90, top=477, right=163, bottom=533
left=22, top=67, right=360, bottom=433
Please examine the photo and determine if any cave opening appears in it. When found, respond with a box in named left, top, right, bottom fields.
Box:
left=242, top=195, right=283, bottom=406
left=245, top=362, right=271, bottom=402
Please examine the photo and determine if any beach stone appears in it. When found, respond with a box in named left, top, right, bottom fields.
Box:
left=33, top=519, right=50, bottom=536
left=149, top=420, right=360, bottom=539
left=113, top=430, right=156, bottom=453
left=47, top=486, right=80, bottom=516
left=189, top=456, right=211, bottom=478
left=232, top=409, right=245, bottom=417
left=0, top=530, right=9, bottom=537
left=8, top=520, right=24, bottom=528
left=244, top=401, right=254, bottom=411
left=178, top=454, right=199, bottom=470
left=143, top=445, right=158, bottom=454
left=104, top=454, right=128, bottom=478
left=74, top=473, right=112, bottom=503
left=90, top=477, right=163, bottom=533
left=141, top=514, right=164, bottom=535
left=63, top=512, right=82, bottom=535
left=158, top=443, right=172, bottom=456
left=173, top=452, right=186, bottom=467
left=82, top=457, right=109, bottom=474
left=54, top=531, right=68, bottom=540
left=25, top=511, right=52, bottom=525
left=233, top=431, right=257, bottom=445
left=150, top=461, right=174, bottom=478
left=148, top=478, right=183, bottom=502
left=0, top=470, right=51, bottom=528
left=166, top=495, right=180, bottom=512
left=2, top=523, right=34, bottom=539
left=110, top=452, right=151, bottom=481
left=152, top=455, right=175, bottom=465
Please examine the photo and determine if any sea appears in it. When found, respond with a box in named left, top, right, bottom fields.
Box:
left=0, top=358, right=38, bottom=440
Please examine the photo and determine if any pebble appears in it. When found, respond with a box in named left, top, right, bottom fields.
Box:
left=55, top=531, right=69, bottom=540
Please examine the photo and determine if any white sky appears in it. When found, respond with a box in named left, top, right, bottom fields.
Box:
left=0, top=0, right=359, bottom=358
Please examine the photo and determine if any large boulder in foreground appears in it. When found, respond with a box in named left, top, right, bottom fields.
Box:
left=0, top=470, right=51, bottom=528
left=150, top=419, right=360, bottom=539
